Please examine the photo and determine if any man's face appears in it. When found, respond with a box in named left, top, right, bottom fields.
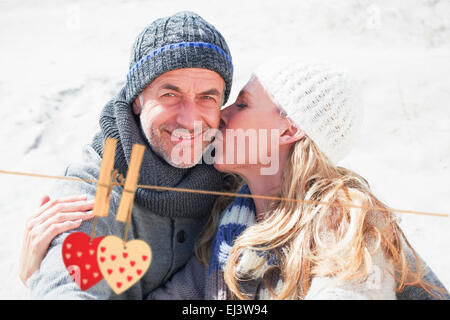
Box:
left=133, top=68, right=225, bottom=168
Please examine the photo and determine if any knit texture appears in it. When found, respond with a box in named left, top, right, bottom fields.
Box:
left=125, top=11, right=233, bottom=105
left=206, top=185, right=256, bottom=299
left=91, top=86, right=225, bottom=218
left=253, top=58, right=363, bottom=164
left=208, top=184, right=256, bottom=274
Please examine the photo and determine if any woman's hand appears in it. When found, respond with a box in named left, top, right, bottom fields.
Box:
left=19, top=194, right=95, bottom=286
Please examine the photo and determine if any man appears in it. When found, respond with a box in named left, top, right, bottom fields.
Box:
left=22, top=11, right=234, bottom=299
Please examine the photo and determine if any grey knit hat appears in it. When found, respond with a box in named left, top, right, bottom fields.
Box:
left=253, top=58, right=363, bottom=164
left=125, top=11, right=233, bottom=105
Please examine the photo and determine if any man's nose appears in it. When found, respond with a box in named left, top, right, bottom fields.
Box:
left=175, top=99, right=202, bottom=131
left=219, top=104, right=233, bottom=128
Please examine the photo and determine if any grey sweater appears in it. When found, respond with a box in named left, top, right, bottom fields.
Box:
left=27, top=144, right=212, bottom=299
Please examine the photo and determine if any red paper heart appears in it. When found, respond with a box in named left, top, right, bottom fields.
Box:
left=62, top=232, right=105, bottom=291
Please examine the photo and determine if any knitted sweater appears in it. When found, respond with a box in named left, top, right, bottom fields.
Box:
left=148, top=185, right=449, bottom=300
left=27, top=87, right=225, bottom=299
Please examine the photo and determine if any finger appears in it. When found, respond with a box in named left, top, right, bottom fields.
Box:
left=36, top=198, right=94, bottom=222
left=28, top=200, right=94, bottom=231
left=19, top=232, right=33, bottom=285
left=29, top=219, right=83, bottom=268
left=40, top=195, right=51, bottom=207
left=43, top=211, right=94, bottom=228
left=23, top=216, right=82, bottom=285
left=80, top=210, right=95, bottom=221
left=32, top=194, right=89, bottom=219
left=29, top=211, right=89, bottom=246
left=39, top=208, right=94, bottom=232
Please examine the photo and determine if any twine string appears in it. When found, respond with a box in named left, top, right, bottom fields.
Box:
left=0, top=169, right=448, bottom=218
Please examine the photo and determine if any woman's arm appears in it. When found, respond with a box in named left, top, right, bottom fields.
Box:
left=19, top=194, right=95, bottom=285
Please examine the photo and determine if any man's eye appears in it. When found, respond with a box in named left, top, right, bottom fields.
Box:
left=202, top=96, right=215, bottom=101
left=162, top=93, right=176, bottom=97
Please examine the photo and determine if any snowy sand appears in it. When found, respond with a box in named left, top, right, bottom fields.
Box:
left=0, top=0, right=449, bottom=299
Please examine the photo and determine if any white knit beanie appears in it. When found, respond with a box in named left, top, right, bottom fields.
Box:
left=253, top=58, right=363, bottom=164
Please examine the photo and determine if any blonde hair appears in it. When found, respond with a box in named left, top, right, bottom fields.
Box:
left=195, top=136, right=444, bottom=299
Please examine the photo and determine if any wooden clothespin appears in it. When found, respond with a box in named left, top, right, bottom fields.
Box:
left=98, top=143, right=149, bottom=294
left=92, top=137, right=117, bottom=218
left=116, top=143, right=145, bottom=224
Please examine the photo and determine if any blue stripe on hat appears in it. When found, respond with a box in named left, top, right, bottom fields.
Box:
left=126, top=41, right=234, bottom=80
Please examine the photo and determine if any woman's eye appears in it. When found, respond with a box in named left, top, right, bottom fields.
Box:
left=236, top=103, right=248, bottom=109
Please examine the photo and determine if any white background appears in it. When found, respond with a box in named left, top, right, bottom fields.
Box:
left=0, top=0, right=449, bottom=299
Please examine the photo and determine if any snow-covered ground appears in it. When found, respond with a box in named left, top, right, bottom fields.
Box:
left=0, top=0, right=449, bottom=299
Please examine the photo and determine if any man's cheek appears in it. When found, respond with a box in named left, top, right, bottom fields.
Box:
left=140, top=118, right=152, bottom=138
left=141, top=108, right=163, bottom=134
left=142, top=103, right=165, bottom=123
left=205, top=114, right=221, bottom=130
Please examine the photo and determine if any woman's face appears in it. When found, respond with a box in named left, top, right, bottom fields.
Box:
left=213, top=76, right=289, bottom=175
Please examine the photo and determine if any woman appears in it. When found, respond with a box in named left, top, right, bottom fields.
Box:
left=20, top=58, right=448, bottom=299
left=148, top=59, right=446, bottom=299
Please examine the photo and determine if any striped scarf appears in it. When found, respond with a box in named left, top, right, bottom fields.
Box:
left=208, top=184, right=256, bottom=275
left=206, top=185, right=280, bottom=300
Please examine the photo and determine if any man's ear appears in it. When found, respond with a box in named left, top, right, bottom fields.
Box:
left=132, top=95, right=143, bottom=115
left=279, top=120, right=305, bottom=146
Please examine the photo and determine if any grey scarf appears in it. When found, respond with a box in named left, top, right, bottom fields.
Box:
left=91, top=87, right=225, bottom=219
